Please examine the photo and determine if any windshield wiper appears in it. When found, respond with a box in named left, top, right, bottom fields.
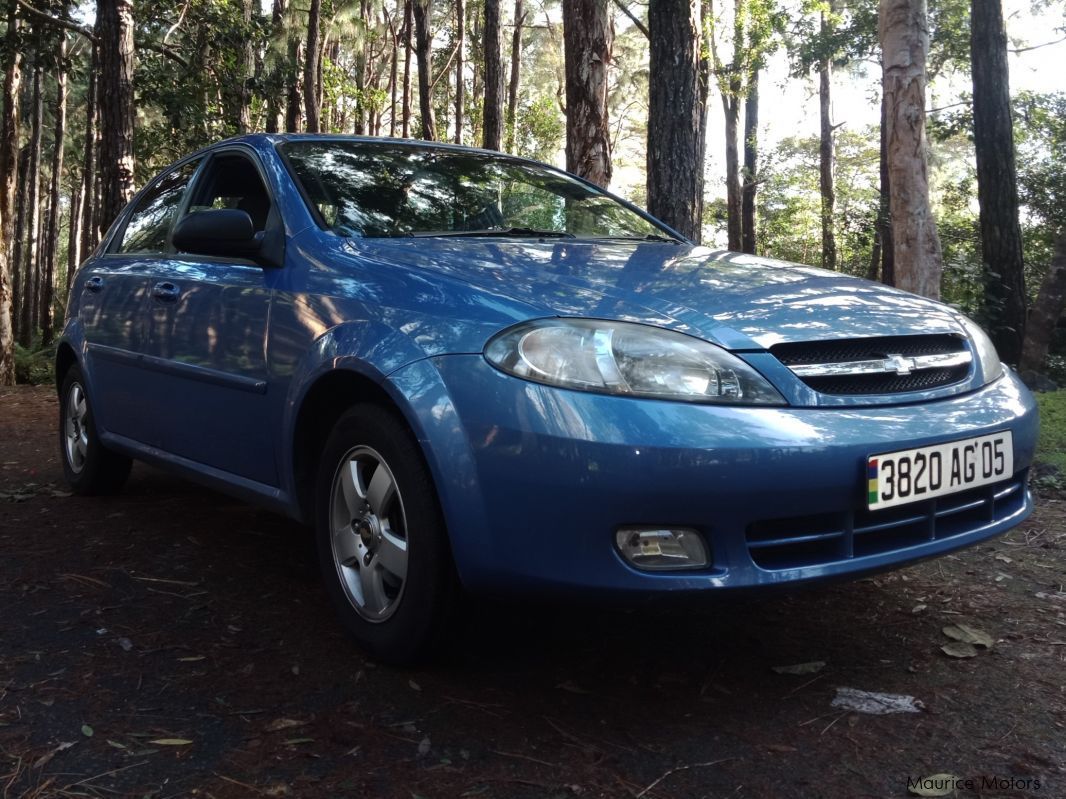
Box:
left=410, top=227, right=576, bottom=239
left=588, top=233, right=681, bottom=243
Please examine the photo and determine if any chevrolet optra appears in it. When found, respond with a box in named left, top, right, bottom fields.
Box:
left=57, top=135, right=1038, bottom=662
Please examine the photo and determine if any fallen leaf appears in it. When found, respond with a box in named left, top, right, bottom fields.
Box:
left=765, top=744, right=797, bottom=753
left=408, top=680, right=421, bottom=692
left=81, top=724, right=94, bottom=738
left=831, top=687, right=924, bottom=715
left=149, top=738, right=193, bottom=746
left=282, top=737, right=314, bottom=745
left=266, top=718, right=307, bottom=732
left=943, top=624, right=993, bottom=648
left=417, top=736, right=431, bottom=756
left=178, top=656, right=205, bottom=662
left=912, top=604, right=928, bottom=614
left=908, top=773, right=961, bottom=797
left=117, top=637, right=133, bottom=652
left=556, top=680, right=590, bottom=694
left=941, top=642, right=978, bottom=658
left=32, top=742, right=74, bottom=769
left=772, top=661, right=825, bottom=675
left=994, top=553, right=1012, bottom=563
left=106, top=740, right=126, bottom=749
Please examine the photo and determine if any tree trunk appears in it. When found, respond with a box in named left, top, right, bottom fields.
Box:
left=285, top=18, right=302, bottom=131
left=41, top=40, right=66, bottom=346
left=402, top=0, right=413, bottom=137
left=647, top=0, right=702, bottom=240
left=454, top=0, right=465, bottom=143
left=0, top=0, right=22, bottom=384
left=80, top=37, right=99, bottom=258
left=12, top=144, right=28, bottom=342
left=482, top=0, right=504, bottom=150
left=562, top=0, right=613, bottom=188
left=1019, top=233, right=1066, bottom=376
left=98, top=0, right=136, bottom=234
left=19, top=64, right=43, bottom=347
left=506, top=0, right=524, bottom=153
left=67, top=172, right=82, bottom=291
left=818, top=16, right=837, bottom=270
left=238, top=0, right=255, bottom=133
left=304, top=0, right=321, bottom=132
left=879, top=0, right=942, bottom=299
left=266, top=0, right=286, bottom=133
left=877, top=89, right=894, bottom=285
left=741, top=70, right=758, bottom=254
left=971, top=0, right=1026, bottom=363
left=389, top=9, right=400, bottom=136
left=722, top=92, right=741, bottom=250
left=413, top=0, right=436, bottom=140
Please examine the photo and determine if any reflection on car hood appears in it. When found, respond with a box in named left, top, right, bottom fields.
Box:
left=348, top=238, right=965, bottom=349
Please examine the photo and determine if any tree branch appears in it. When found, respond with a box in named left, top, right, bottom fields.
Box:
left=1010, top=35, right=1066, bottom=54
left=428, top=38, right=460, bottom=91
left=611, top=0, right=648, bottom=38
left=14, top=0, right=94, bottom=41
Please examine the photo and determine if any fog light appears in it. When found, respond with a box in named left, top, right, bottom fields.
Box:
left=615, top=527, right=709, bottom=571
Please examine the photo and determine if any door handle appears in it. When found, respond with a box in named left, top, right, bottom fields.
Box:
left=85, top=276, right=104, bottom=292
left=152, top=281, right=180, bottom=302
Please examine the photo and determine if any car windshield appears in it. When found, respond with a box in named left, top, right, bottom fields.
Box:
left=280, top=140, right=675, bottom=241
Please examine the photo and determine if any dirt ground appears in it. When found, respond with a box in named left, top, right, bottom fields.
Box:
left=2, top=385, right=1065, bottom=799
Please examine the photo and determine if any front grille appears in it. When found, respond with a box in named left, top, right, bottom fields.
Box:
left=772, top=334, right=971, bottom=395
left=745, top=472, right=1027, bottom=570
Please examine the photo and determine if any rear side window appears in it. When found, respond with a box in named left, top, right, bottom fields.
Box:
left=116, top=159, right=200, bottom=254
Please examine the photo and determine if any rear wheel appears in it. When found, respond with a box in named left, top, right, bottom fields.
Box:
left=59, top=365, right=132, bottom=495
left=315, top=404, right=458, bottom=664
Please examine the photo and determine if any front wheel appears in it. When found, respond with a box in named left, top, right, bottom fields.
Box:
left=315, top=404, right=459, bottom=664
left=58, top=365, right=132, bottom=495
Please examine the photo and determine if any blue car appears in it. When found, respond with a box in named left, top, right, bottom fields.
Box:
left=57, top=134, right=1038, bottom=662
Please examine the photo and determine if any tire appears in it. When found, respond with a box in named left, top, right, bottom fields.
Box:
left=58, top=365, right=132, bottom=495
left=315, top=403, right=459, bottom=664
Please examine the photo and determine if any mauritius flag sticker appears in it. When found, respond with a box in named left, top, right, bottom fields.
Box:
left=867, top=459, right=879, bottom=504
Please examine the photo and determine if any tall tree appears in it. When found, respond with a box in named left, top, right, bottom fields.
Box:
left=880, top=0, right=942, bottom=298
left=818, top=7, right=837, bottom=269
left=482, top=0, right=504, bottom=149
left=1019, top=233, right=1066, bottom=377
left=412, top=0, right=435, bottom=139
left=0, top=0, right=21, bottom=384
left=19, top=62, right=43, bottom=347
left=708, top=0, right=776, bottom=251
left=265, top=0, right=286, bottom=132
left=402, top=0, right=413, bottom=137
left=505, top=0, right=524, bottom=152
left=561, top=0, right=612, bottom=187
left=647, top=0, right=702, bottom=239
left=97, top=0, right=136, bottom=232
left=238, top=0, right=255, bottom=132
left=79, top=36, right=98, bottom=257
left=41, top=37, right=67, bottom=345
left=304, top=0, right=321, bottom=132
left=741, top=71, right=758, bottom=253
left=454, top=0, right=464, bottom=143
left=971, top=0, right=1026, bottom=362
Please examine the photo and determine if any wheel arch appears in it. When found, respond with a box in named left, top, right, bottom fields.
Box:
left=55, top=341, right=79, bottom=395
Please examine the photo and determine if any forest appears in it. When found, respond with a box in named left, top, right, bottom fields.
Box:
left=0, top=0, right=1063, bottom=386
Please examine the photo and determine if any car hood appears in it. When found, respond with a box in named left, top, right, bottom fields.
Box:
left=347, top=238, right=966, bottom=349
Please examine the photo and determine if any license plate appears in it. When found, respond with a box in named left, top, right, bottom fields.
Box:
left=867, top=432, right=1013, bottom=510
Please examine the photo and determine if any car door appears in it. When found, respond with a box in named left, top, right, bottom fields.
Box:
left=139, top=147, right=279, bottom=487
left=80, top=157, right=202, bottom=446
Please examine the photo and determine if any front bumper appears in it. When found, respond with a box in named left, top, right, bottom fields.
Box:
left=396, top=355, right=1038, bottom=595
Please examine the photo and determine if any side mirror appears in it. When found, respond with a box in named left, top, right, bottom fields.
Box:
left=172, top=209, right=261, bottom=258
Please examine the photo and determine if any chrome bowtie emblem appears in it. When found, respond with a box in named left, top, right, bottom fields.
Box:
left=884, top=354, right=916, bottom=375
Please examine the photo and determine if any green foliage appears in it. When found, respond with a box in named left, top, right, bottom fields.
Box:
left=1015, top=91, right=1066, bottom=234
left=14, top=341, right=55, bottom=386
left=513, top=95, right=563, bottom=163
left=756, top=129, right=880, bottom=274
left=1034, top=390, right=1066, bottom=484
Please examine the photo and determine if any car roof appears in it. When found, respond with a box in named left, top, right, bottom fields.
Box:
left=210, top=132, right=533, bottom=163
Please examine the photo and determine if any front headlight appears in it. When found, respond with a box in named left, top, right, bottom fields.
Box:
left=958, top=315, right=1003, bottom=385
left=484, top=318, right=786, bottom=405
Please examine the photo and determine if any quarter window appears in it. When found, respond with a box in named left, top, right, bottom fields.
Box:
left=116, top=160, right=200, bottom=253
